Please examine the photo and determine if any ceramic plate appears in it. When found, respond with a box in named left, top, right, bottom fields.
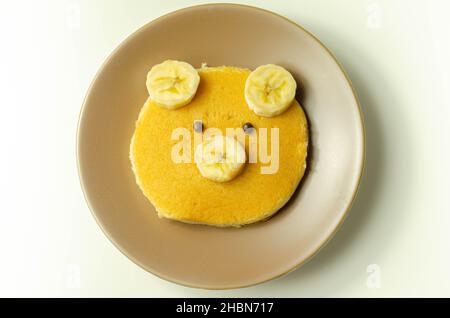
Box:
left=77, top=4, right=364, bottom=289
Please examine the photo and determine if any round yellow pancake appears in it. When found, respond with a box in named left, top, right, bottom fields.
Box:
left=130, top=66, right=308, bottom=227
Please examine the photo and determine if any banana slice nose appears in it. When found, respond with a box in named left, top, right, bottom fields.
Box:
left=194, top=135, right=246, bottom=182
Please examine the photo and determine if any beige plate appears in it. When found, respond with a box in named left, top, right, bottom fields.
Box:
left=77, top=4, right=365, bottom=289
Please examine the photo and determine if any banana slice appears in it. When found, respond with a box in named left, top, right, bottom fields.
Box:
left=194, top=135, right=246, bottom=182
left=244, top=64, right=297, bottom=117
left=146, top=60, right=200, bottom=109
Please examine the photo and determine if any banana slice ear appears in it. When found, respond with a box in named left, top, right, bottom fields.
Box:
left=146, top=60, right=200, bottom=110
left=244, top=64, right=297, bottom=117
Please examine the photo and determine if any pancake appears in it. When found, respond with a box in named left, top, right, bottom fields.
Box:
left=130, top=66, right=308, bottom=227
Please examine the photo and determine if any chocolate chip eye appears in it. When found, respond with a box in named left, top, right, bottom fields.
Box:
left=193, top=120, right=204, bottom=133
left=243, top=122, right=255, bottom=134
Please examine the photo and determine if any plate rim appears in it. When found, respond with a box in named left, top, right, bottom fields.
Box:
left=76, top=3, right=366, bottom=290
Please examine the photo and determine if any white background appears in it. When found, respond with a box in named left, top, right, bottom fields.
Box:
left=0, top=0, right=449, bottom=297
